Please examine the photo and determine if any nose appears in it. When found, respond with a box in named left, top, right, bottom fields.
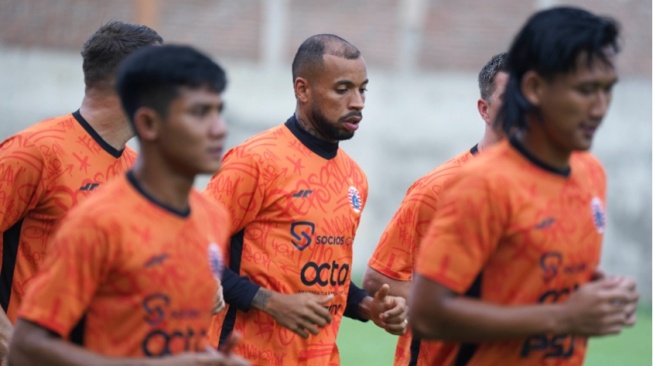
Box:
left=209, top=112, right=227, bottom=138
left=349, top=90, right=365, bottom=111
left=590, top=90, right=611, bottom=120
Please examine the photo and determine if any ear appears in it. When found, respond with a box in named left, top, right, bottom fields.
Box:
left=521, top=70, right=545, bottom=107
left=477, top=98, right=491, bottom=127
left=132, top=107, right=162, bottom=142
left=294, top=77, right=310, bottom=103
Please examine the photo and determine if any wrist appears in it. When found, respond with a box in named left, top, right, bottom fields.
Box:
left=548, top=303, right=570, bottom=335
left=358, top=296, right=373, bottom=321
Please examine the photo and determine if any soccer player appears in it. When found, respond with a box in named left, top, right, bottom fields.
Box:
left=8, top=44, right=248, bottom=366
left=0, top=21, right=163, bottom=358
left=204, top=34, right=408, bottom=365
left=409, top=6, right=639, bottom=365
left=362, top=52, right=508, bottom=365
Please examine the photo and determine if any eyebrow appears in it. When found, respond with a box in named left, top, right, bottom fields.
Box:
left=335, top=79, right=369, bottom=87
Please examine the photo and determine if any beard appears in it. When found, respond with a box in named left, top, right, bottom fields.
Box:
left=309, top=104, right=358, bottom=141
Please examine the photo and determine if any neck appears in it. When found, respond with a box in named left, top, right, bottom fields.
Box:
left=516, top=122, right=572, bottom=170
left=294, top=108, right=334, bottom=143
left=130, top=155, right=195, bottom=213
left=476, top=126, right=500, bottom=153
left=79, top=89, right=133, bottom=150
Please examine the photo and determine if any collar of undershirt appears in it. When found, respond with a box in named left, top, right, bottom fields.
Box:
left=72, top=109, right=124, bottom=159
left=284, top=115, right=339, bottom=160
left=470, top=144, right=479, bottom=155
left=126, top=170, right=191, bottom=218
left=509, top=136, right=571, bottom=178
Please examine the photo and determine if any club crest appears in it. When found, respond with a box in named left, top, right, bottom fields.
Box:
left=590, top=197, right=606, bottom=234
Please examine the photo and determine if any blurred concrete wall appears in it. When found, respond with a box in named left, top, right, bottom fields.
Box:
left=0, top=0, right=650, bottom=300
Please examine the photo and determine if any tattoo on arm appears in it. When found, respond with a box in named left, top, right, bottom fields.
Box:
left=252, top=288, right=272, bottom=310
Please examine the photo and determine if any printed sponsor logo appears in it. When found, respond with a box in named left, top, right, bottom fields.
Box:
left=292, top=189, right=313, bottom=198
left=79, top=182, right=100, bottom=191
left=300, top=260, right=350, bottom=287
left=144, top=254, right=170, bottom=268
left=290, top=221, right=315, bottom=250
left=290, top=221, right=353, bottom=250
left=141, top=293, right=205, bottom=356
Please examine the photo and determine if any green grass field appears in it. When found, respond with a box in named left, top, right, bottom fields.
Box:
left=337, top=304, right=652, bottom=365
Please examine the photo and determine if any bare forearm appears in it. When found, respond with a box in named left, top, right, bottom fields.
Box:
left=10, top=320, right=164, bottom=366
left=362, top=267, right=411, bottom=300
left=411, top=296, right=563, bottom=341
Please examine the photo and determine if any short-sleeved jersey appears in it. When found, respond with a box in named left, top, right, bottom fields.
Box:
left=416, top=138, right=607, bottom=366
left=18, top=172, right=230, bottom=357
left=204, top=116, right=368, bottom=366
left=0, top=111, right=137, bottom=322
left=368, top=146, right=476, bottom=366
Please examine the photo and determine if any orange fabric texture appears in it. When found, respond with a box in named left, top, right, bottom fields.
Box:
left=0, top=112, right=136, bottom=322
left=367, top=149, right=474, bottom=366
left=18, top=176, right=230, bottom=357
left=416, top=140, right=607, bottom=365
left=204, top=122, right=368, bottom=366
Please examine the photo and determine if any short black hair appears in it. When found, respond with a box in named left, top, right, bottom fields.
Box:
left=478, top=52, right=508, bottom=101
left=81, top=21, right=163, bottom=90
left=291, top=34, right=361, bottom=82
left=116, top=44, right=227, bottom=131
left=497, top=6, right=620, bottom=134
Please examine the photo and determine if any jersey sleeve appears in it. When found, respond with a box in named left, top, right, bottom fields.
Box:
left=0, top=135, right=46, bottom=232
left=18, top=213, right=113, bottom=337
left=415, top=172, right=508, bottom=294
left=204, top=147, right=265, bottom=235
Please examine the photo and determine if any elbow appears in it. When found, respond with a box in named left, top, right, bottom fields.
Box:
left=409, top=310, right=453, bottom=340
left=361, top=268, right=379, bottom=295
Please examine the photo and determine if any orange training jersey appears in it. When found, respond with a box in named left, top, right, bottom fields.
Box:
left=416, top=138, right=606, bottom=366
left=18, top=172, right=230, bottom=357
left=204, top=116, right=368, bottom=366
left=0, top=111, right=136, bottom=322
left=368, top=146, right=476, bottom=366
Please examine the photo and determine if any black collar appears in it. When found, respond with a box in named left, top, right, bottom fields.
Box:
left=509, top=136, right=571, bottom=177
left=126, top=171, right=191, bottom=218
left=284, top=115, right=339, bottom=160
left=73, top=110, right=125, bottom=158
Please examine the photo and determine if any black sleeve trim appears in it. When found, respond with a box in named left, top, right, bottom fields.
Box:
left=343, top=281, right=370, bottom=322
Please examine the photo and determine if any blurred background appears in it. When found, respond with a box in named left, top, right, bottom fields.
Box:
left=0, top=0, right=650, bottom=364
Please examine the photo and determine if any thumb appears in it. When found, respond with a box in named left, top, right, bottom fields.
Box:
left=318, top=294, right=335, bottom=304
left=374, top=284, right=390, bottom=302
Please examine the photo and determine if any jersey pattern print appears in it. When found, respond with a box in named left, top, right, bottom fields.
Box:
left=18, top=173, right=230, bottom=357
left=368, top=147, right=476, bottom=366
left=204, top=116, right=368, bottom=366
left=416, top=139, right=606, bottom=366
left=0, top=111, right=136, bottom=322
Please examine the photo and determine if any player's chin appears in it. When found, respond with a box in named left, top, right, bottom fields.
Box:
left=198, top=161, right=222, bottom=175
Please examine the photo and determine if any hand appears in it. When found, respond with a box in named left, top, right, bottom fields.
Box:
left=609, top=275, right=639, bottom=326
left=367, top=284, right=408, bottom=335
left=213, top=282, right=226, bottom=315
left=560, top=277, right=639, bottom=336
left=257, top=291, right=333, bottom=339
